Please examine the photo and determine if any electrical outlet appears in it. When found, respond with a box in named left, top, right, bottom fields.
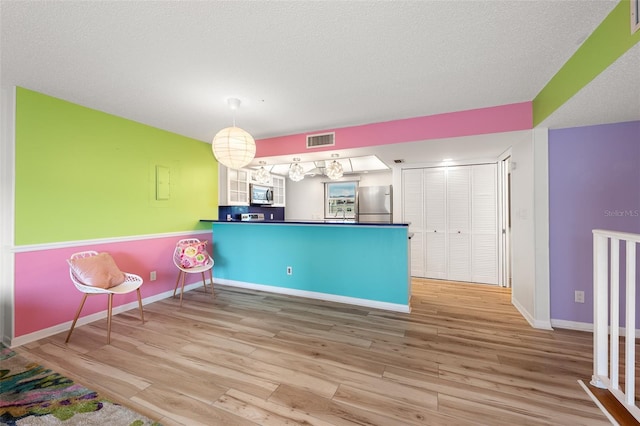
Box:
left=150, top=271, right=157, bottom=281
left=286, top=266, right=292, bottom=275
left=575, top=290, right=584, bottom=303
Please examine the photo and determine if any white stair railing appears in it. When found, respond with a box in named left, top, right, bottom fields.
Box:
left=591, top=229, right=640, bottom=421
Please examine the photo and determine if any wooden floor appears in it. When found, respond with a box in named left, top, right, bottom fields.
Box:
left=17, top=279, right=610, bottom=425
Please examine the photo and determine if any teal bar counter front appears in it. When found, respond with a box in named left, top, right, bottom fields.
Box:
left=208, top=221, right=411, bottom=312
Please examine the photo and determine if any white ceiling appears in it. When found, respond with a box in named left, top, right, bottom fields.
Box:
left=2, top=0, right=636, bottom=168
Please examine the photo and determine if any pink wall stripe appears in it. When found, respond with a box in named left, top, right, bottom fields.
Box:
left=256, top=101, right=532, bottom=158
left=14, top=232, right=211, bottom=337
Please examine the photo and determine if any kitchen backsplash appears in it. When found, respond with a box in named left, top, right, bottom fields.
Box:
left=218, top=205, right=285, bottom=221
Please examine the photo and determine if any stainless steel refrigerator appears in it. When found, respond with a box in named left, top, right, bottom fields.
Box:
left=357, top=185, right=393, bottom=223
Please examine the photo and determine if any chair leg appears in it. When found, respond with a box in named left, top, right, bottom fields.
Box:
left=107, top=294, right=113, bottom=344
left=179, top=271, right=186, bottom=307
left=208, top=269, right=214, bottom=296
left=173, top=271, right=183, bottom=298
left=65, top=294, right=88, bottom=343
left=136, top=288, right=145, bottom=323
left=201, top=272, right=208, bottom=293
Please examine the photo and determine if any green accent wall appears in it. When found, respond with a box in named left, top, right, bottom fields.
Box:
left=15, top=88, right=218, bottom=245
left=533, top=0, right=640, bottom=126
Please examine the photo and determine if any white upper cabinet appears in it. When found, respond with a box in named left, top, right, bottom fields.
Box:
left=220, top=166, right=286, bottom=207
left=271, top=175, right=286, bottom=207
left=227, top=168, right=249, bottom=206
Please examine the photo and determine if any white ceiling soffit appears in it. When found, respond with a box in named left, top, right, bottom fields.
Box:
left=256, top=155, right=388, bottom=176
left=0, top=1, right=619, bottom=144
left=253, top=130, right=530, bottom=171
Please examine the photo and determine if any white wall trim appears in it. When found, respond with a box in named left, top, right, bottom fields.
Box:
left=11, top=229, right=210, bottom=253
left=552, top=318, right=640, bottom=338
left=1, top=86, right=16, bottom=347
left=551, top=319, right=592, bottom=332
left=9, top=281, right=204, bottom=348
left=513, top=295, right=553, bottom=329
left=216, top=278, right=411, bottom=313
left=532, top=128, right=551, bottom=327
left=497, top=147, right=513, bottom=289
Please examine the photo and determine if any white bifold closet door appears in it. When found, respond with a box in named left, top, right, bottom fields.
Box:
left=471, top=164, right=498, bottom=284
left=424, top=168, right=447, bottom=279
left=402, top=163, right=498, bottom=285
left=446, top=167, right=472, bottom=282
left=402, top=169, right=425, bottom=277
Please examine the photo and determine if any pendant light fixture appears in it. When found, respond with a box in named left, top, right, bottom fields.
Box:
left=288, top=157, right=305, bottom=182
left=212, top=98, right=256, bottom=169
left=325, top=154, right=344, bottom=180
left=254, top=160, right=271, bottom=184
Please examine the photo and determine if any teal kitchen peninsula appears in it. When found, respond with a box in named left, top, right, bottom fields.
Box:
left=202, top=220, right=411, bottom=312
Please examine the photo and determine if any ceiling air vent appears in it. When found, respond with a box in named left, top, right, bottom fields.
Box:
left=306, top=132, right=335, bottom=149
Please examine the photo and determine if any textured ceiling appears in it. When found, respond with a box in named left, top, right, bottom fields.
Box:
left=2, top=0, right=635, bottom=168
left=539, top=42, right=640, bottom=129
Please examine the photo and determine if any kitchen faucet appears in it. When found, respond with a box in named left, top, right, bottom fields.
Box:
left=335, top=207, right=346, bottom=219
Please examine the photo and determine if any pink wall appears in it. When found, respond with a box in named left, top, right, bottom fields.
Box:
left=14, top=232, right=211, bottom=337
left=256, top=101, right=532, bottom=157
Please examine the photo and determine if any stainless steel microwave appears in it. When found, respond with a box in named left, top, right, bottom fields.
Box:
left=250, top=184, right=274, bottom=205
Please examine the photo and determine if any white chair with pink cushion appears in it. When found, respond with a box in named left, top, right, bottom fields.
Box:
left=66, top=250, right=145, bottom=344
left=173, top=238, right=214, bottom=306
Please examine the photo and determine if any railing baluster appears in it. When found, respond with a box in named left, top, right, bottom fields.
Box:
left=592, top=233, right=609, bottom=388
left=625, top=240, right=636, bottom=405
left=591, top=230, right=640, bottom=420
left=610, top=238, right=619, bottom=390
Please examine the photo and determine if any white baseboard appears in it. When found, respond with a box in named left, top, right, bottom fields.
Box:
left=9, top=282, right=203, bottom=348
left=216, top=278, right=411, bottom=313
left=10, top=277, right=410, bottom=347
left=550, top=319, right=592, bottom=332
left=551, top=319, right=640, bottom=338
left=512, top=296, right=553, bottom=330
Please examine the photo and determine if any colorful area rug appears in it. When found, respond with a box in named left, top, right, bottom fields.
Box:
left=0, top=344, right=160, bottom=425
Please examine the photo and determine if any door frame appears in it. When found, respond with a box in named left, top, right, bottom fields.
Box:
left=497, top=149, right=512, bottom=288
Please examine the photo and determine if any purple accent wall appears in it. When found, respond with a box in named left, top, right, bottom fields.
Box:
left=549, top=121, right=640, bottom=323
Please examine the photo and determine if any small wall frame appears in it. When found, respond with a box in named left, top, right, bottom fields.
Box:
left=155, top=165, right=170, bottom=200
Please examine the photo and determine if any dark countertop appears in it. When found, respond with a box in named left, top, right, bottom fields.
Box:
left=200, top=219, right=409, bottom=227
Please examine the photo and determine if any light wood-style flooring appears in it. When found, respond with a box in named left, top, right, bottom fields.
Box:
left=18, top=279, right=610, bottom=425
